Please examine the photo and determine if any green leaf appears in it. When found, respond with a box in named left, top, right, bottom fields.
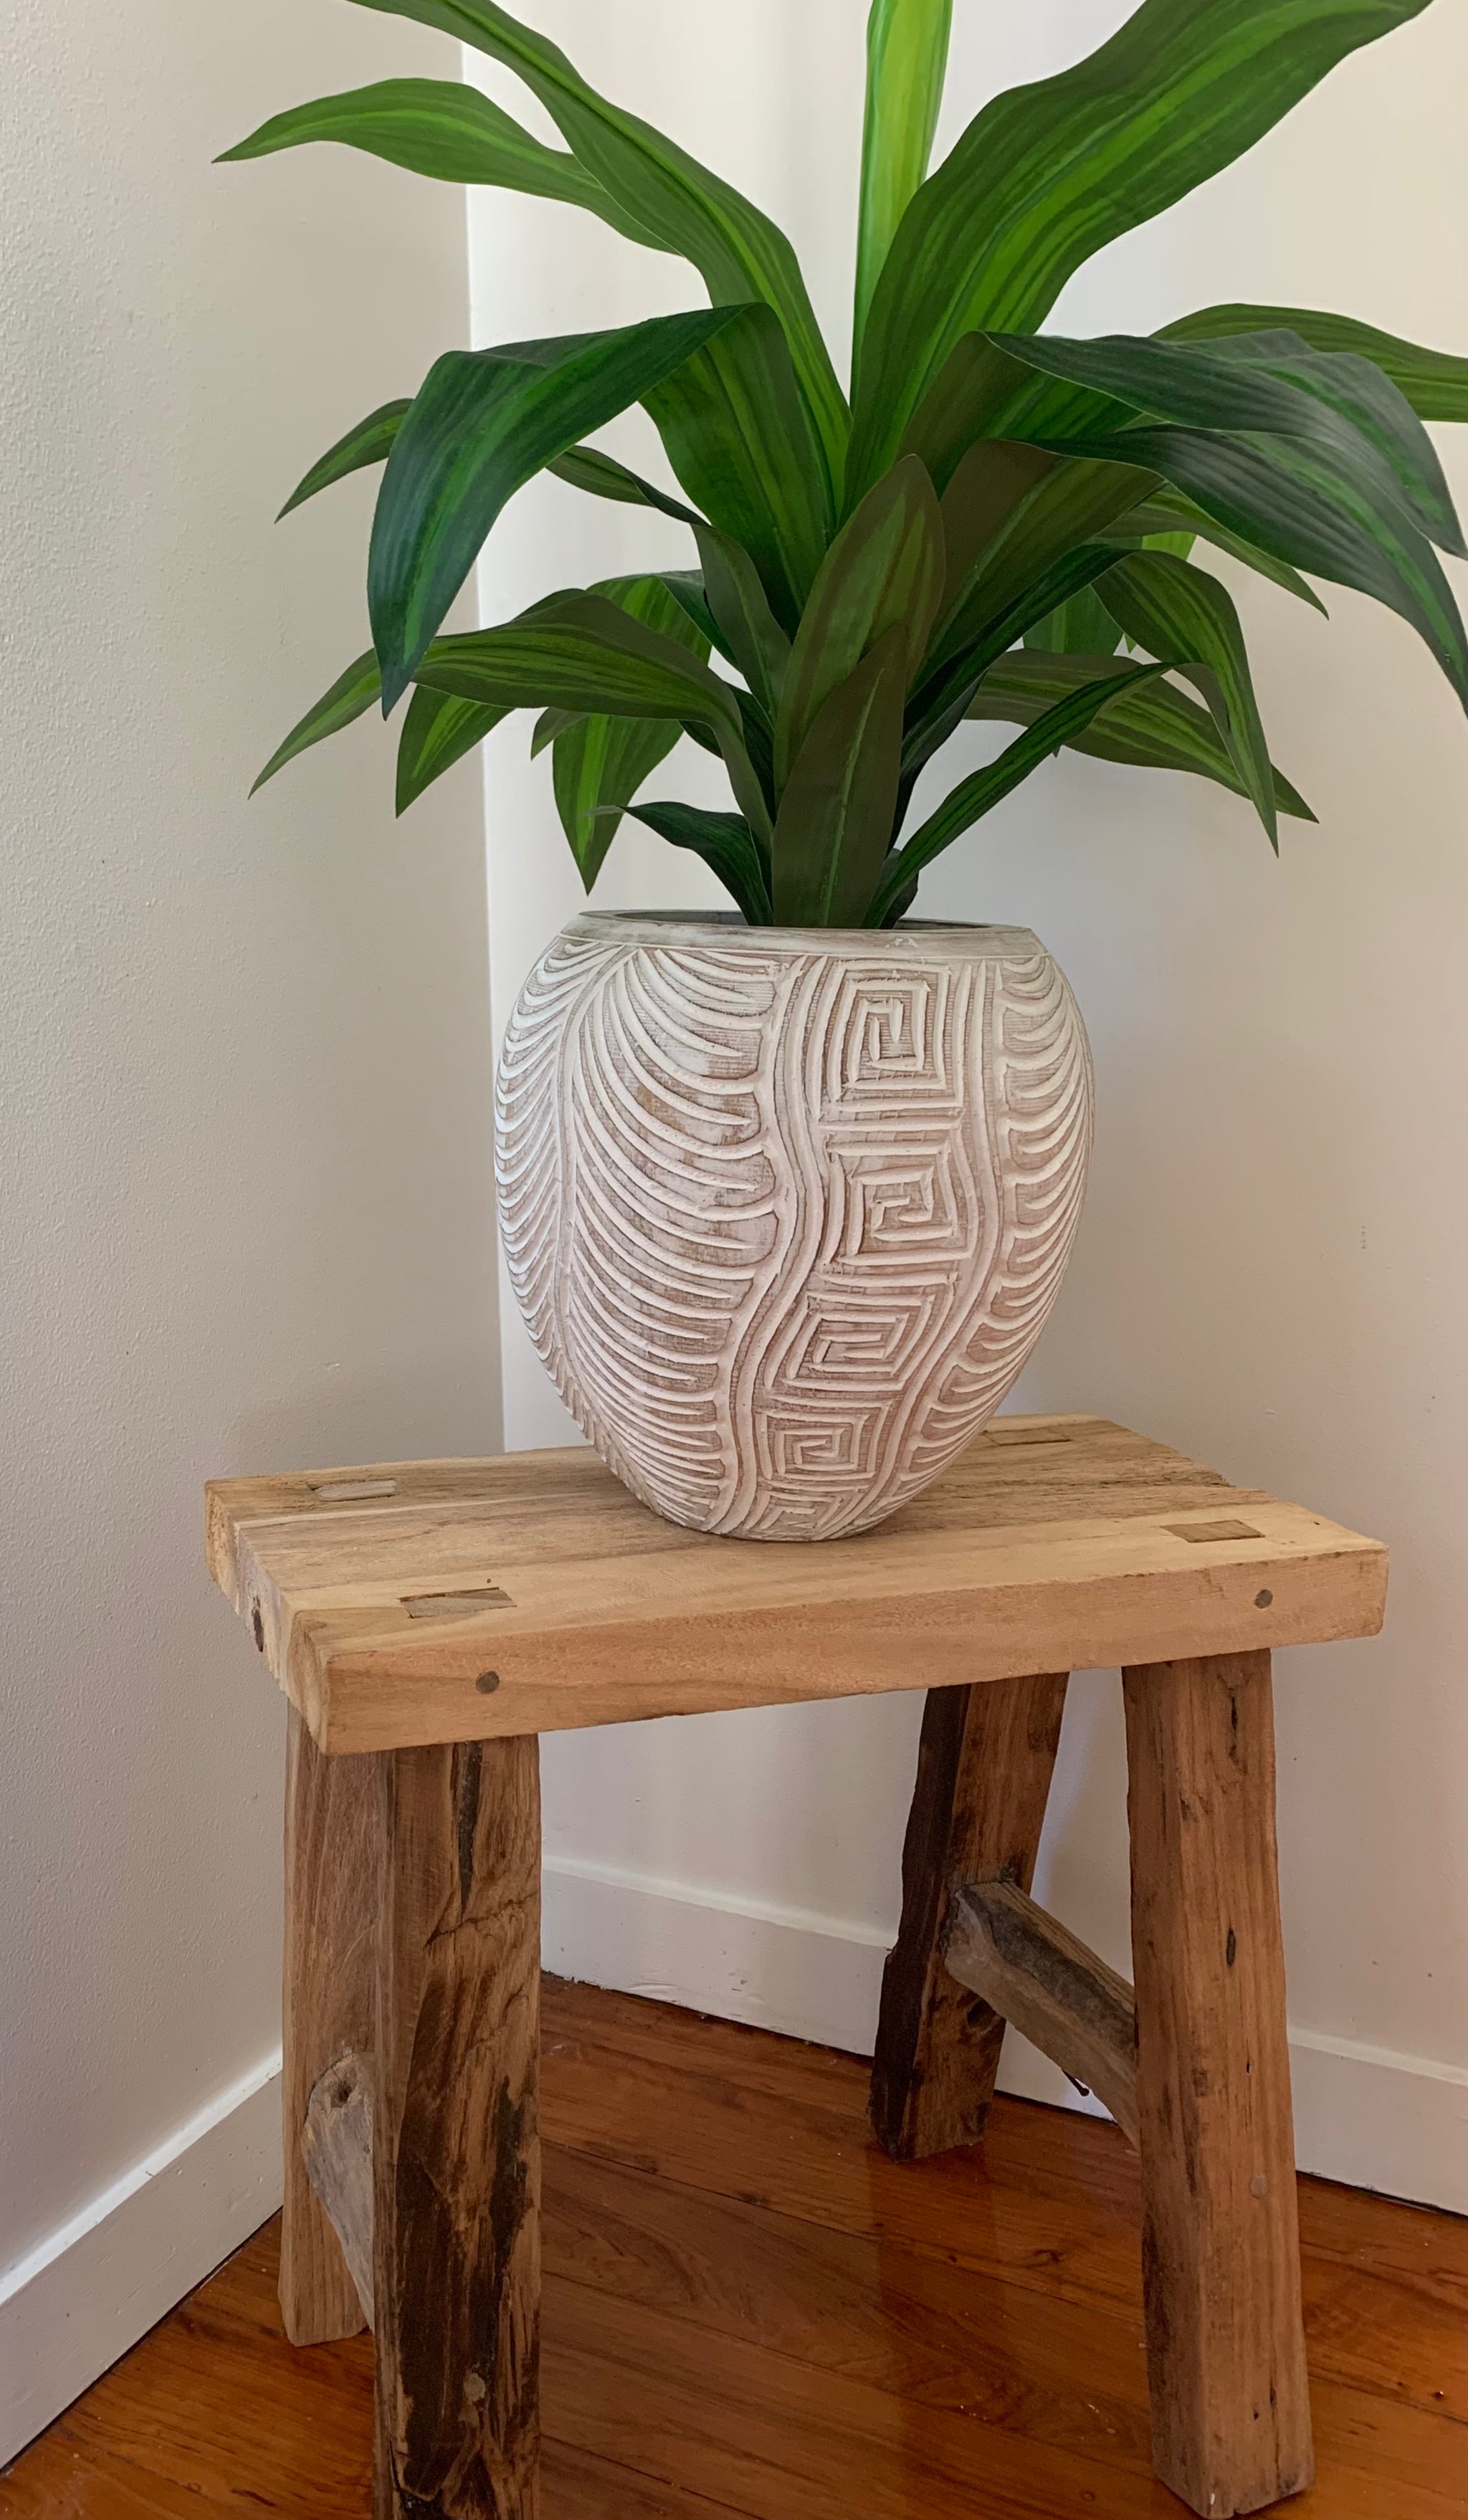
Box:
left=968, top=648, right=1315, bottom=819
left=868, top=663, right=1169, bottom=925
left=368, top=307, right=742, bottom=707
left=773, top=629, right=910, bottom=927
left=546, top=574, right=710, bottom=883
left=644, top=302, right=834, bottom=631
left=1078, top=551, right=1279, bottom=840
left=624, top=801, right=773, bottom=924
left=395, top=685, right=507, bottom=812
left=550, top=429, right=794, bottom=703
left=849, top=0, right=1433, bottom=492
left=1168, top=328, right=1465, bottom=555
left=415, top=592, right=771, bottom=842
left=1073, top=421, right=1468, bottom=708
left=251, top=649, right=381, bottom=792
left=1160, top=304, right=1468, bottom=422
left=1024, top=587, right=1124, bottom=656
left=278, top=399, right=410, bottom=519
left=1102, top=489, right=1328, bottom=611
left=776, top=455, right=944, bottom=791
left=218, top=77, right=663, bottom=247
left=855, top=0, right=953, bottom=350
left=347, top=0, right=850, bottom=499
left=995, top=327, right=1464, bottom=554
left=930, top=444, right=1157, bottom=673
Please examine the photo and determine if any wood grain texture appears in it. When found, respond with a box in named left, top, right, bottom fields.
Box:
left=869, top=1671, right=1069, bottom=2159
left=373, top=1739, right=541, bottom=2519
left=205, top=1416, right=1388, bottom=1752
left=302, top=2051, right=375, bottom=2327
left=943, top=1877, right=1140, bottom=2147
left=3, top=1982, right=1464, bottom=2520
left=280, top=1709, right=376, bottom=2345
left=1125, top=1651, right=1315, bottom=2517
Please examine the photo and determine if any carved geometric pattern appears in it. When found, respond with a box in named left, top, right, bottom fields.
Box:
left=495, top=915, right=1094, bottom=1541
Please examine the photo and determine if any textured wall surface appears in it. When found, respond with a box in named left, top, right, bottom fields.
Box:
left=0, top=0, right=492, bottom=2297
left=467, top=0, right=1468, bottom=2196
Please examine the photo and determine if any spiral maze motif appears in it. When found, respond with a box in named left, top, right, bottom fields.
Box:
left=495, top=916, right=1094, bottom=1540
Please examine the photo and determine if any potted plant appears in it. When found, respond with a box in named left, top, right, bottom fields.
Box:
left=227, top=0, right=1467, bottom=1540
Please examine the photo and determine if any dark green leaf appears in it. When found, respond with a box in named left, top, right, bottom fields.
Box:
left=548, top=442, right=700, bottom=520
left=855, top=0, right=953, bottom=348
left=869, top=664, right=1169, bottom=925
left=547, top=575, right=710, bottom=882
left=930, top=445, right=1156, bottom=673
left=252, top=649, right=381, bottom=791
left=624, top=801, right=773, bottom=923
left=849, top=0, right=1432, bottom=491
left=773, top=629, right=909, bottom=926
left=1069, top=421, right=1468, bottom=708
left=368, top=307, right=741, bottom=707
left=1024, top=586, right=1124, bottom=655
left=279, top=399, right=409, bottom=519
left=347, top=0, right=850, bottom=497
left=414, top=593, right=771, bottom=842
left=776, top=456, right=943, bottom=789
left=996, top=327, right=1464, bottom=553
left=1102, top=489, right=1327, bottom=610
left=530, top=705, right=583, bottom=755
left=1160, top=304, right=1468, bottom=422
left=644, top=303, right=834, bottom=631
left=219, top=77, right=663, bottom=247
left=395, top=685, right=507, bottom=812
left=1101, top=550, right=1278, bottom=841
left=968, top=648, right=1315, bottom=818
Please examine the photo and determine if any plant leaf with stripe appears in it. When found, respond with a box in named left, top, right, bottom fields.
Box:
left=414, top=593, right=771, bottom=842
left=547, top=575, right=710, bottom=884
left=644, top=302, right=833, bottom=631
left=368, top=307, right=741, bottom=707
left=1160, top=305, right=1468, bottom=421
left=776, top=454, right=943, bottom=791
left=970, top=649, right=1314, bottom=820
left=1066, top=421, right=1468, bottom=708
left=396, top=687, right=508, bottom=812
left=773, top=629, right=909, bottom=926
left=219, top=77, right=662, bottom=247
left=347, top=0, right=849, bottom=497
left=849, top=0, right=1432, bottom=492
left=855, top=0, right=953, bottom=349
left=252, top=649, right=381, bottom=792
left=1100, top=550, right=1278, bottom=841
left=1101, top=488, right=1327, bottom=610
left=624, top=801, right=773, bottom=924
left=869, top=664, right=1168, bottom=925
left=279, top=399, right=410, bottom=519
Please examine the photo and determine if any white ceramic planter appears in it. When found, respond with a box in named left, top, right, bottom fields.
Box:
left=495, top=913, right=1094, bottom=1541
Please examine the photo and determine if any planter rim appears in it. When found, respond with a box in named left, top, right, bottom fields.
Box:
left=561, top=910, right=1045, bottom=955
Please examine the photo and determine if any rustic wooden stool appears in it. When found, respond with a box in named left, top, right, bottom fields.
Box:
left=206, top=1413, right=1386, bottom=2520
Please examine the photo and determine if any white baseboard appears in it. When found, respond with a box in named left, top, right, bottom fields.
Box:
left=543, top=1855, right=1468, bottom=2215
left=0, top=2051, right=284, bottom=2471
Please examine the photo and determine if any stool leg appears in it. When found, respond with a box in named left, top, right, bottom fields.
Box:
left=372, top=1737, right=541, bottom=2520
left=1124, top=1652, right=1313, bottom=2518
left=870, top=1672, right=1069, bottom=2160
left=280, top=1707, right=376, bottom=2345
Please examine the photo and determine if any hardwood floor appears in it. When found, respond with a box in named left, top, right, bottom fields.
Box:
left=3, top=1978, right=1464, bottom=2519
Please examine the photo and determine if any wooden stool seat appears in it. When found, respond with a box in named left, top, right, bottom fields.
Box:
left=206, top=1416, right=1388, bottom=2519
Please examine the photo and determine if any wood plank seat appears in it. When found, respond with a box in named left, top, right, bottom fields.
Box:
left=207, top=1413, right=1384, bottom=1755
left=206, top=1416, right=1388, bottom=2520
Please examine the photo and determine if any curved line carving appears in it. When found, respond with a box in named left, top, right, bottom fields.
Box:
left=496, top=915, right=1094, bottom=1540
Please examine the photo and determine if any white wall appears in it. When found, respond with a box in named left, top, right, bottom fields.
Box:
left=0, top=0, right=492, bottom=2456
left=469, top=1, right=1468, bottom=2209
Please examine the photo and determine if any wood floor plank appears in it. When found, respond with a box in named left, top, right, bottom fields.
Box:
left=1, top=1980, right=1461, bottom=2520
